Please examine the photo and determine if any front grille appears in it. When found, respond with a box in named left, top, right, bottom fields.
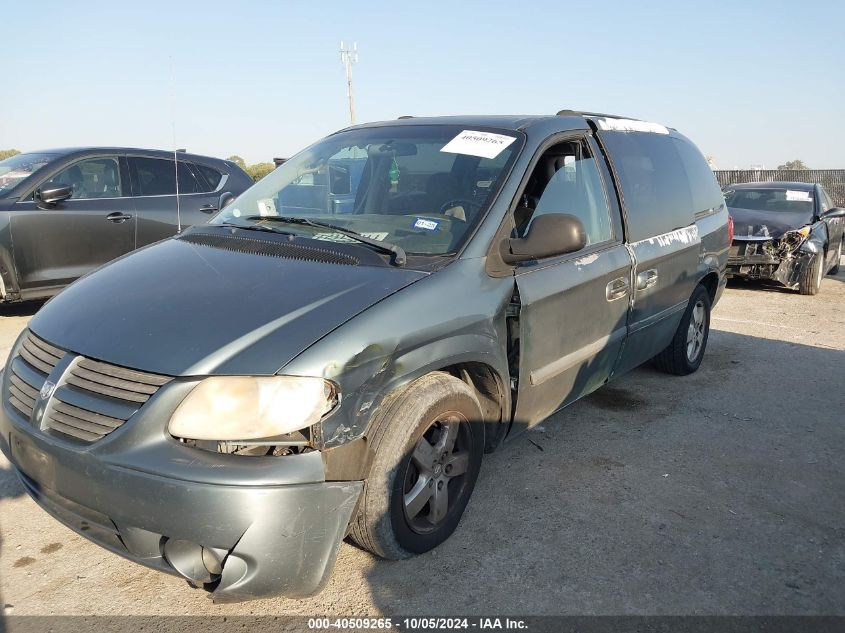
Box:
left=8, top=330, right=173, bottom=444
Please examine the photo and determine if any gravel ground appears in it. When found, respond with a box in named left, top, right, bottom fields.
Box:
left=1, top=263, right=843, bottom=617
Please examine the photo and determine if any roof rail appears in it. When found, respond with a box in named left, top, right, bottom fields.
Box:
left=397, top=115, right=414, bottom=119
left=556, top=109, right=639, bottom=120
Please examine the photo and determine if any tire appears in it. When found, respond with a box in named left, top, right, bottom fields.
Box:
left=653, top=284, right=711, bottom=376
left=349, top=372, right=485, bottom=560
left=830, top=240, right=842, bottom=275
left=798, top=250, right=825, bottom=295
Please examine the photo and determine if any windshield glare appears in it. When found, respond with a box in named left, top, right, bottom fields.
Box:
left=0, top=152, right=56, bottom=195
left=725, top=188, right=815, bottom=214
left=212, top=126, right=522, bottom=257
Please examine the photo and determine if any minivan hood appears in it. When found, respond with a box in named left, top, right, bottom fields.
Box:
left=29, top=233, right=426, bottom=376
left=728, top=206, right=813, bottom=239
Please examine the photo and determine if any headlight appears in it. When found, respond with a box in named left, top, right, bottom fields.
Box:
left=781, top=226, right=811, bottom=251
left=168, top=376, right=336, bottom=441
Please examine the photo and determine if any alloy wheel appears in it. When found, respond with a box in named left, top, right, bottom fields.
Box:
left=686, top=300, right=706, bottom=362
left=403, top=413, right=471, bottom=534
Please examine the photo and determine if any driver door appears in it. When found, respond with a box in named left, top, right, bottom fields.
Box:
left=11, top=155, right=135, bottom=295
left=513, top=135, right=631, bottom=428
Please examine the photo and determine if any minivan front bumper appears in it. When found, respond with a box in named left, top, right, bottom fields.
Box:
left=0, top=390, right=362, bottom=603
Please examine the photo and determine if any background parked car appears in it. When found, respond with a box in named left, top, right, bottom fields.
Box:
left=724, top=181, right=845, bottom=295
left=0, top=148, right=252, bottom=302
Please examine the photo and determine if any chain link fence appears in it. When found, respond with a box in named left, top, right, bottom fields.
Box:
left=714, top=170, right=845, bottom=207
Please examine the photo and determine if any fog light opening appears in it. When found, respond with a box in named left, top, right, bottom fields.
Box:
left=162, top=538, right=224, bottom=586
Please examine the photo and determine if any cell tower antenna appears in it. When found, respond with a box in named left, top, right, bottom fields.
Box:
left=340, top=41, right=358, bottom=125
left=169, top=56, right=182, bottom=233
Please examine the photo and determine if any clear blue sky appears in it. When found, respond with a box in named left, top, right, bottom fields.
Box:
left=3, top=0, right=843, bottom=168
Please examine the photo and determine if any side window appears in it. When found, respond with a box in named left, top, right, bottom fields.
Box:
left=130, top=157, right=204, bottom=196
left=519, top=140, right=614, bottom=246
left=194, top=163, right=223, bottom=191
left=51, top=157, right=122, bottom=200
left=819, top=188, right=833, bottom=212
left=600, top=131, right=694, bottom=242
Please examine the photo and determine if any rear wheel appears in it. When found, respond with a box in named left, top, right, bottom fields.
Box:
left=798, top=251, right=825, bottom=295
left=654, top=284, right=711, bottom=376
left=349, top=372, right=484, bottom=559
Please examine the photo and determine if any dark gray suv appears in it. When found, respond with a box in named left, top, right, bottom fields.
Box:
left=0, top=148, right=252, bottom=302
left=0, top=113, right=729, bottom=602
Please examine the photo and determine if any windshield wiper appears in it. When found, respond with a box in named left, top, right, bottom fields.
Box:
left=244, top=215, right=407, bottom=266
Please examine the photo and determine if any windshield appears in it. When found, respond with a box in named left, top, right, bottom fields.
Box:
left=0, top=152, right=56, bottom=195
left=211, top=125, right=522, bottom=257
left=725, top=188, right=815, bottom=214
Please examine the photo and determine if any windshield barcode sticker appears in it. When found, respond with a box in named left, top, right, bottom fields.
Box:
left=440, top=130, right=517, bottom=159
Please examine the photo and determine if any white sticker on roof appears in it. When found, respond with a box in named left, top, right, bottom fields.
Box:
left=440, top=130, right=517, bottom=159
left=785, top=190, right=812, bottom=201
left=595, top=118, right=669, bottom=134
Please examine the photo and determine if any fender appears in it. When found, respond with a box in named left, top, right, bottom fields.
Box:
left=282, top=259, right=514, bottom=451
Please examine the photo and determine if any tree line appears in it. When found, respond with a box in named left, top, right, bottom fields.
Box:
left=0, top=149, right=275, bottom=182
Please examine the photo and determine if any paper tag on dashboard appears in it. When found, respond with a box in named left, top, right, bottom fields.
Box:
left=440, top=130, right=517, bottom=159
left=785, top=190, right=811, bottom=201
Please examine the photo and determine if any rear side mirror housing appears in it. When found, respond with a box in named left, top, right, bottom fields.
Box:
left=820, top=207, right=845, bottom=220
left=34, top=182, right=73, bottom=206
left=500, top=213, right=587, bottom=264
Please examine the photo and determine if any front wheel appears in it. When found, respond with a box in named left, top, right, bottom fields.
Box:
left=798, top=251, right=825, bottom=295
left=349, top=372, right=484, bottom=559
left=829, top=240, right=842, bottom=275
left=653, top=284, right=712, bottom=376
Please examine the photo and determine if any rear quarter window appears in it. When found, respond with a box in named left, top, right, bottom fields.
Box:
left=600, top=131, right=694, bottom=242
left=673, top=136, right=724, bottom=215
left=195, top=163, right=223, bottom=191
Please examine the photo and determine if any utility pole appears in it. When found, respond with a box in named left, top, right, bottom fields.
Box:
left=340, top=41, right=358, bottom=125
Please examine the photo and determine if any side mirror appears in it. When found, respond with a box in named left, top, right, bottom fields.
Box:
left=219, top=192, right=236, bottom=210
left=819, top=207, right=845, bottom=220
left=34, top=182, right=73, bottom=206
left=500, top=213, right=587, bottom=264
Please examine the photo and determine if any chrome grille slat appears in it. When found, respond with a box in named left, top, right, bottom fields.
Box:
left=27, top=334, right=64, bottom=359
left=76, top=358, right=172, bottom=386
left=22, top=337, right=62, bottom=368
left=10, top=374, right=39, bottom=400
left=46, top=418, right=103, bottom=442
left=53, top=401, right=124, bottom=429
left=9, top=383, right=36, bottom=408
left=49, top=409, right=122, bottom=436
left=66, top=374, right=151, bottom=403
left=71, top=365, right=160, bottom=395
left=9, top=395, right=32, bottom=417
left=18, top=346, right=55, bottom=375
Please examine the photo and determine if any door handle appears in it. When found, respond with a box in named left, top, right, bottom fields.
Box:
left=105, top=212, right=133, bottom=223
left=636, top=269, right=659, bottom=290
left=606, top=277, right=630, bottom=301
left=199, top=204, right=218, bottom=214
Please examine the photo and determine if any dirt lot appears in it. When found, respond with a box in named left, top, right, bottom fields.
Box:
left=1, top=266, right=844, bottom=616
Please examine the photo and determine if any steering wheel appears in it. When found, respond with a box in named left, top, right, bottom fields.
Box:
left=438, top=198, right=482, bottom=220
